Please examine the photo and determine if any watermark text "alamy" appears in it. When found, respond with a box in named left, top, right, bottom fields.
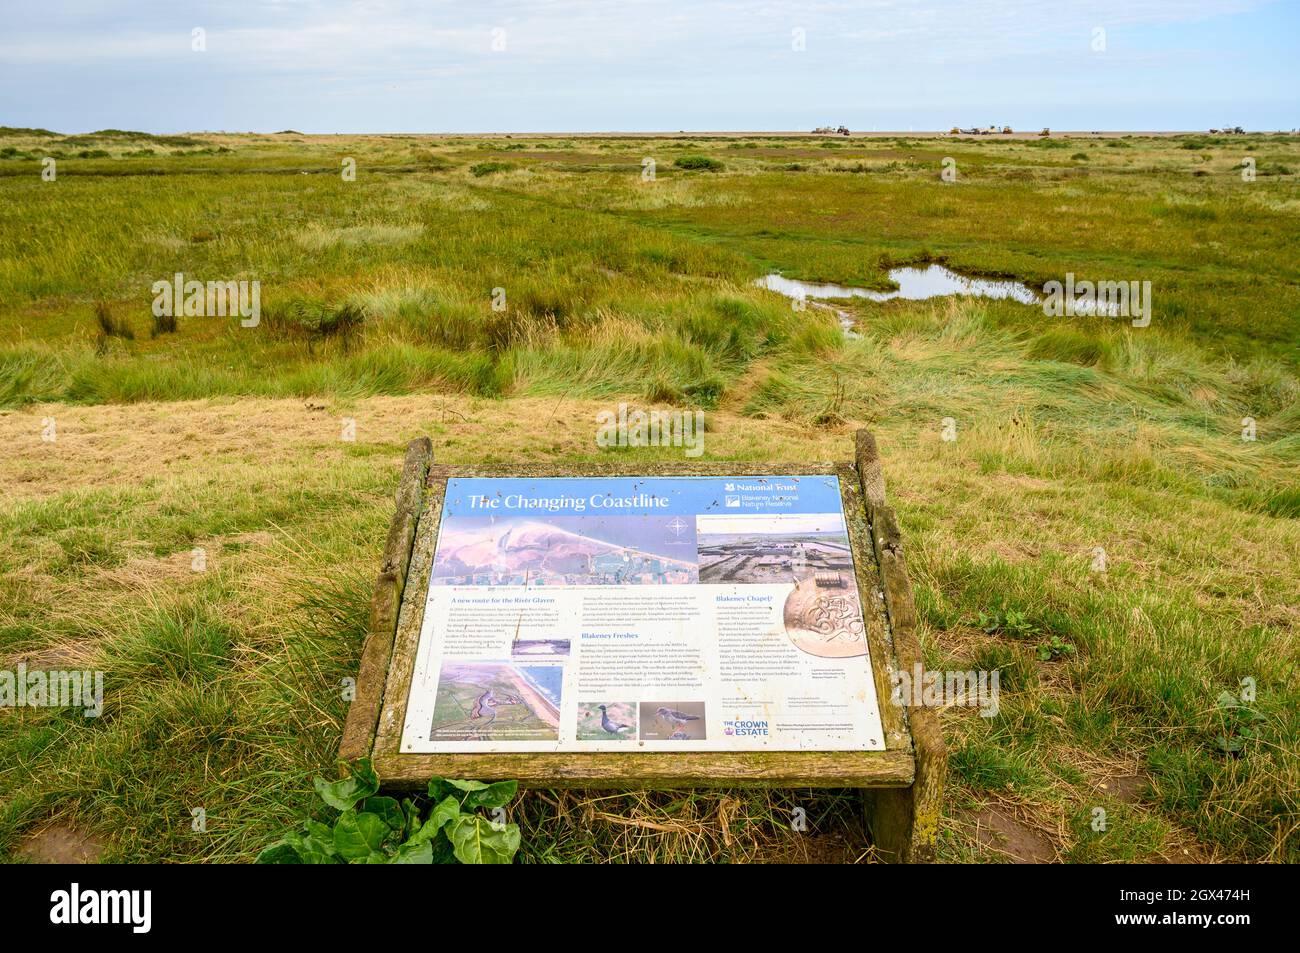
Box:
left=50, top=883, right=150, bottom=933
left=596, top=403, right=705, bottom=458
left=1, top=663, right=103, bottom=717
left=1043, top=273, right=1151, bottom=327
left=152, top=272, right=260, bottom=327
left=892, top=663, right=1000, bottom=717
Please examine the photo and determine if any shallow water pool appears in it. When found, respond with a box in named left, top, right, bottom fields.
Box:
left=756, top=264, right=1039, bottom=307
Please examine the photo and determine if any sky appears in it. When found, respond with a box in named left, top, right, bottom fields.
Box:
left=1, top=0, right=1296, bottom=134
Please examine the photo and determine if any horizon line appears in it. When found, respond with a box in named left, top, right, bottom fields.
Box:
left=13, top=128, right=1296, bottom=138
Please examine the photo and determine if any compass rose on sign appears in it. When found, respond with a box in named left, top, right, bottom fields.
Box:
left=667, top=517, right=688, bottom=537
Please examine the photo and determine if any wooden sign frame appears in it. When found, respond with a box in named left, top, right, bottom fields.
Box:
left=340, top=431, right=945, bottom=862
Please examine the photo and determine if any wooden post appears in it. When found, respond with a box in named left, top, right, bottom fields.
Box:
left=338, top=437, right=434, bottom=763
left=854, top=428, right=946, bottom=863
left=854, top=429, right=887, bottom=512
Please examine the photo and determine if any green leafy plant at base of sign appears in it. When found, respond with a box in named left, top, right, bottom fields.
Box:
left=256, top=758, right=521, bottom=864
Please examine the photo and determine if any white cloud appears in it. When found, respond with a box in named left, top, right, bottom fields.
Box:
left=0, top=0, right=1289, bottom=132
left=0, top=0, right=1275, bottom=66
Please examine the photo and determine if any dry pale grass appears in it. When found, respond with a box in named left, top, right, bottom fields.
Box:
left=294, top=224, right=424, bottom=250
left=606, top=178, right=746, bottom=210
left=0, top=395, right=851, bottom=501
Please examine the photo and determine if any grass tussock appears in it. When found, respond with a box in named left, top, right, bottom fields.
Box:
left=94, top=302, right=133, bottom=341
left=674, top=155, right=725, bottom=172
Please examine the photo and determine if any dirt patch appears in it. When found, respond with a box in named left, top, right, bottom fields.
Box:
left=16, top=822, right=106, bottom=864
left=1064, top=749, right=1151, bottom=804
left=961, top=804, right=1059, bottom=863
left=1160, top=842, right=1210, bottom=863
left=1049, top=751, right=1224, bottom=862
left=1096, top=772, right=1149, bottom=803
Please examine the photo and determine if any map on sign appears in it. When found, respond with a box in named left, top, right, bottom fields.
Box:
left=399, top=476, right=885, bottom=753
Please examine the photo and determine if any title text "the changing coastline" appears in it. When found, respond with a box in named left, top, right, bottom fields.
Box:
left=464, top=493, right=669, bottom=514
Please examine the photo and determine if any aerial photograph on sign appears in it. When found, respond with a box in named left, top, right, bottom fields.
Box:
left=511, top=638, right=572, bottom=658
left=427, top=662, right=563, bottom=742
left=697, top=513, right=854, bottom=584
left=430, top=515, right=698, bottom=586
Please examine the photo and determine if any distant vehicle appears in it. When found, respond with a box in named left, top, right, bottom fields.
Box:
left=812, top=125, right=850, bottom=136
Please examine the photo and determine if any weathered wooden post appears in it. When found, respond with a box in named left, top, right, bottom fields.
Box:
left=339, top=437, right=434, bottom=762
left=854, top=430, right=946, bottom=862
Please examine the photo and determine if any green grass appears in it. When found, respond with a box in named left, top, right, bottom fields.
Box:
left=1, top=128, right=1298, bottom=863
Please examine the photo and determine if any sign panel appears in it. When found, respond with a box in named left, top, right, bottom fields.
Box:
left=399, top=475, right=885, bottom=753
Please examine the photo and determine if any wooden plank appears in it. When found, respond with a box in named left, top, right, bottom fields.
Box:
left=854, top=429, right=888, bottom=512
left=338, top=438, right=433, bottom=762
left=372, top=477, right=446, bottom=759
left=840, top=465, right=908, bottom=753
left=423, top=461, right=844, bottom=480
left=373, top=749, right=915, bottom=791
